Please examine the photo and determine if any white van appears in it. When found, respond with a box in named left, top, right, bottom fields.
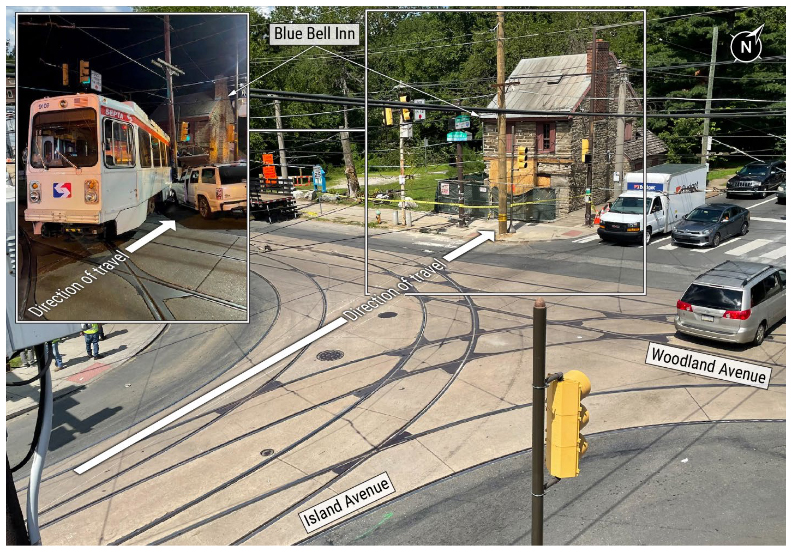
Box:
left=169, top=163, right=247, bottom=219
left=598, top=164, right=707, bottom=244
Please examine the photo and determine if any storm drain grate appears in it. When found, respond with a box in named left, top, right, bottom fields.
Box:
left=317, top=349, right=344, bottom=362
left=378, top=312, right=397, bottom=318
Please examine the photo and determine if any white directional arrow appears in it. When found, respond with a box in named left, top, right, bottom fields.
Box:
left=74, top=316, right=348, bottom=474
left=442, top=230, right=495, bottom=263
left=125, top=220, right=176, bottom=253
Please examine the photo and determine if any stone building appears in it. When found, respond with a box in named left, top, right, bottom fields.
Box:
left=481, top=40, right=667, bottom=216
left=152, top=76, right=237, bottom=168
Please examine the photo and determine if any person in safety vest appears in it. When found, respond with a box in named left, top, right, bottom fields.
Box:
left=81, top=323, right=102, bottom=359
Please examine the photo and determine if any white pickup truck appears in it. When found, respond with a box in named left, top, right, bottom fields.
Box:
left=169, top=163, right=247, bottom=219
left=598, top=164, right=707, bottom=245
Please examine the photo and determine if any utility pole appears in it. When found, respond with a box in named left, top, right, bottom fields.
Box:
left=399, top=108, right=406, bottom=225
left=701, top=26, right=718, bottom=167
left=7, top=457, right=29, bottom=544
left=273, top=98, right=289, bottom=179
left=614, top=63, right=627, bottom=193
left=340, top=74, right=360, bottom=198
left=496, top=8, right=507, bottom=235
left=532, top=298, right=547, bottom=545
left=164, top=15, right=177, bottom=169
left=586, top=29, right=597, bottom=227
left=234, top=41, right=239, bottom=162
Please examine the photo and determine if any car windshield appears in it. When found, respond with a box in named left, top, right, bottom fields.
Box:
left=686, top=208, right=721, bottom=223
left=608, top=196, right=646, bottom=214
left=681, top=284, right=743, bottom=310
left=30, top=108, right=98, bottom=169
left=738, top=165, right=769, bottom=176
left=218, top=165, right=247, bottom=184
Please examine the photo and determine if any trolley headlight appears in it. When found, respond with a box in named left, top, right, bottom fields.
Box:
left=84, top=179, right=99, bottom=203
left=29, top=181, right=41, bottom=203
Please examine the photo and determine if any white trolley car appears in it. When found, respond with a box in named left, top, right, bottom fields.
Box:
left=24, top=93, right=171, bottom=237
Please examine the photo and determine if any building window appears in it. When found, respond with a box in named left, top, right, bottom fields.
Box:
left=537, top=122, right=555, bottom=153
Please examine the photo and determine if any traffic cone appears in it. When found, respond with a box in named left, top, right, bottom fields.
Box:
left=593, top=209, right=601, bottom=225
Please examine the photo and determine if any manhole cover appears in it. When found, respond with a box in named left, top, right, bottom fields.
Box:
left=378, top=312, right=397, bottom=318
left=317, top=350, right=344, bottom=362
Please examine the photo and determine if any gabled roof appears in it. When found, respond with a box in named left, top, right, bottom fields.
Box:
left=623, top=128, right=668, bottom=160
left=151, top=90, right=218, bottom=123
left=481, top=53, right=589, bottom=119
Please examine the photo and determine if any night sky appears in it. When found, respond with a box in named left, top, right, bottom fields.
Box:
left=15, top=12, right=248, bottom=150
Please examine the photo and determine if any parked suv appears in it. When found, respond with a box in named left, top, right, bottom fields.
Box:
left=169, top=163, right=247, bottom=219
left=675, top=261, right=785, bottom=346
left=725, top=160, right=786, bottom=198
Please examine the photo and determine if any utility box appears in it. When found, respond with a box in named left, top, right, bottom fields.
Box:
left=6, top=183, right=81, bottom=357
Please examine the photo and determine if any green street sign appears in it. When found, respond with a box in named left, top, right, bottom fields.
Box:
left=447, top=131, right=471, bottom=142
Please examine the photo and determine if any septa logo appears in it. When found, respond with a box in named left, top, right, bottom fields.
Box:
left=53, top=182, right=72, bottom=198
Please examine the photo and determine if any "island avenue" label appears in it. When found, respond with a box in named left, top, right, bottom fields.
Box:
left=645, top=342, right=772, bottom=390
left=298, top=472, right=395, bottom=533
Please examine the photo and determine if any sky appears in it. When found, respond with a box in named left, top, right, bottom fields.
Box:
left=6, top=6, right=133, bottom=53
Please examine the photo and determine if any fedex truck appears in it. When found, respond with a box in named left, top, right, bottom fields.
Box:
left=598, top=164, right=707, bottom=245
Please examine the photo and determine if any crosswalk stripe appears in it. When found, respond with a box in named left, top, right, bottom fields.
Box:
left=759, top=246, right=786, bottom=260
left=693, top=237, right=741, bottom=253
left=658, top=244, right=678, bottom=251
left=652, top=236, right=672, bottom=244
left=572, top=234, right=600, bottom=244
left=724, top=239, right=773, bottom=257
left=750, top=217, right=786, bottom=223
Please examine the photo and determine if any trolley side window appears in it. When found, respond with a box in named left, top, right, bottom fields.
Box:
left=158, top=141, right=167, bottom=168
left=103, top=119, right=135, bottom=168
left=139, top=128, right=152, bottom=167
left=30, top=107, right=98, bottom=168
left=152, top=138, right=162, bottom=167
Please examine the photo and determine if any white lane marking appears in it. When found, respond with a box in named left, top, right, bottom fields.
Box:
left=658, top=243, right=678, bottom=251
left=652, top=236, right=672, bottom=244
left=747, top=197, right=779, bottom=210
left=750, top=217, right=786, bottom=223
left=414, top=241, right=457, bottom=249
left=724, top=239, right=773, bottom=257
left=572, top=234, right=601, bottom=244
left=693, top=237, right=742, bottom=253
left=759, top=246, right=786, bottom=260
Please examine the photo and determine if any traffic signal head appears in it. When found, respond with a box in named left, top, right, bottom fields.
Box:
left=79, top=60, right=90, bottom=85
left=400, top=95, right=410, bottom=121
left=384, top=108, right=394, bottom=126
left=581, top=139, right=591, bottom=164
left=62, top=64, right=69, bottom=87
left=179, top=121, right=189, bottom=142
left=546, top=369, right=591, bottom=478
left=517, top=146, right=528, bottom=169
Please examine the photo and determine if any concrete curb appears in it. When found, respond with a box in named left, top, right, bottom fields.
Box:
left=5, top=324, right=168, bottom=421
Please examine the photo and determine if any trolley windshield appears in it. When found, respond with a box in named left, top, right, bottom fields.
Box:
left=30, top=108, right=98, bottom=169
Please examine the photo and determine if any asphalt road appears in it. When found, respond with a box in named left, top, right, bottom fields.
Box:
left=8, top=270, right=276, bottom=474
left=306, top=421, right=786, bottom=546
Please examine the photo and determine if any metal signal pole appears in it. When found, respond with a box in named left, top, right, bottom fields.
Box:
left=532, top=298, right=547, bottom=545
left=496, top=9, right=507, bottom=235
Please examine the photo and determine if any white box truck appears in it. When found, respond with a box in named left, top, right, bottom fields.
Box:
left=597, top=164, right=707, bottom=245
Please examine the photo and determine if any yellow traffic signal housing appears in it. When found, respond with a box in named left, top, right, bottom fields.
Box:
left=62, top=64, right=69, bottom=87
left=581, top=139, right=591, bottom=164
left=179, top=121, right=189, bottom=141
left=384, top=108, right=394, bottom=126
left=79, top=60, right=90, bottom=85
left=546, top=369, right=590, bottom=478
left=400, top=95, right=410, bottom=121
left=517, top=146, right=528, bottom=169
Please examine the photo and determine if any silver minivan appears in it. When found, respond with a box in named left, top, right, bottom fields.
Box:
left=675, top=261, right=786, bottom=346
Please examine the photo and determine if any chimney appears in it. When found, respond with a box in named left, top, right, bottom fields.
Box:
left=214, top=76, right=229, bottom=100
left=586, top=39, right=610, bottom=115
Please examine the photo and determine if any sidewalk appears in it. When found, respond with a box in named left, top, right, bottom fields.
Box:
left=5, top=324, right=166, bottom=420
left=298, top=199, right=599, bottom=243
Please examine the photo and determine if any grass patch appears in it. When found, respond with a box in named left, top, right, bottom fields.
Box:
left=707, top=165, right=741, bottom=182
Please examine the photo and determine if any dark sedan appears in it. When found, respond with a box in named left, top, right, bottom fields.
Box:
left=726, top=160, right=786, bottom=198
left=671, top=204, right=750, bottom=247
